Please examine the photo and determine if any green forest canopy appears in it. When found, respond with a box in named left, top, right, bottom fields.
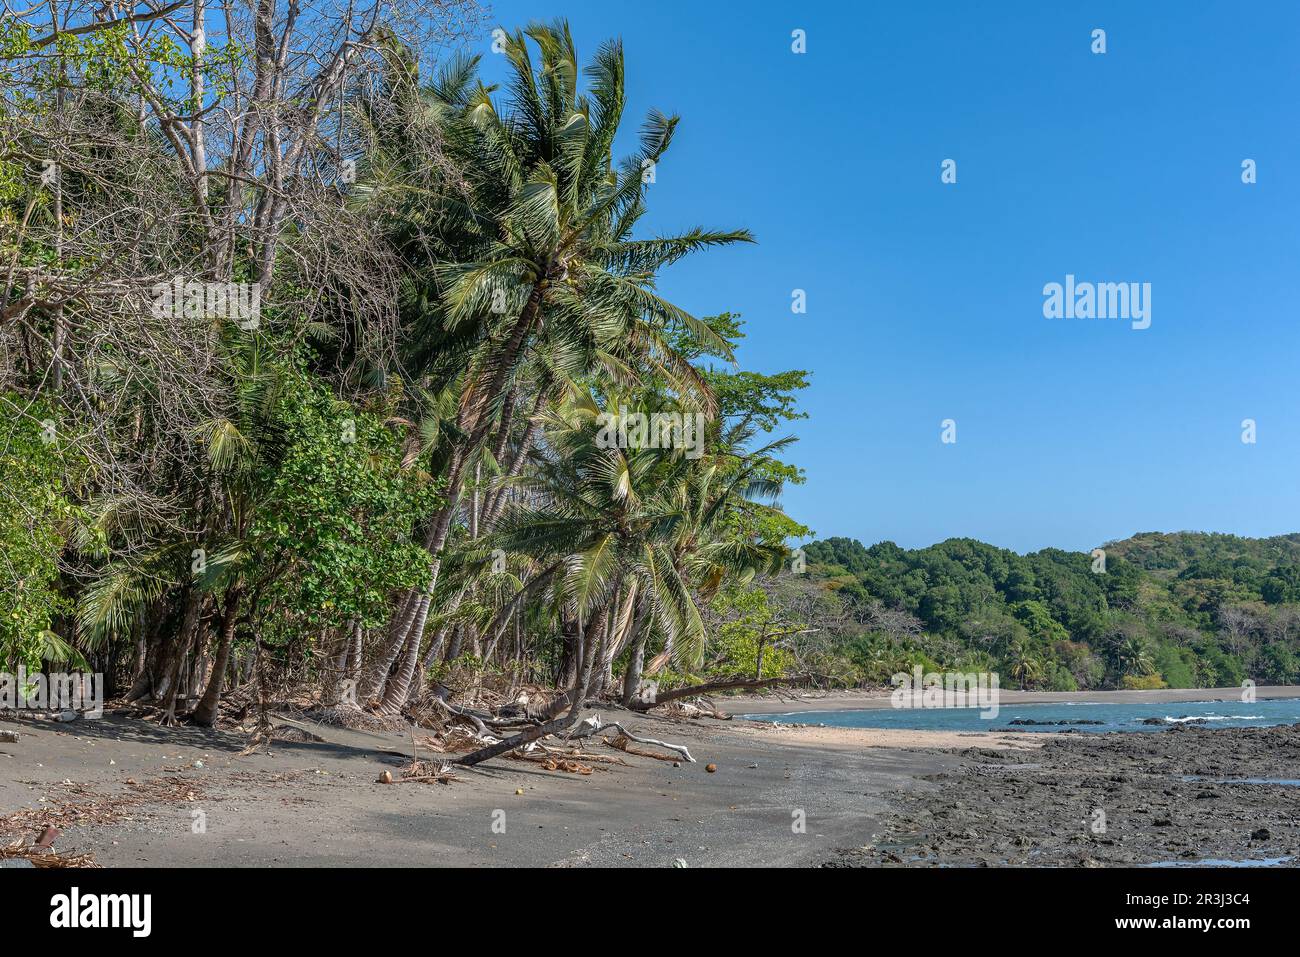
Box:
left=803, top=531, right=1300, bottom=690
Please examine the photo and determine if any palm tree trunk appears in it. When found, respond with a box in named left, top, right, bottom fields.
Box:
left=125, top=604, right=167, bottom=702
left=370, top=284, right=548, bottom=694
left=559, top=615, right=579, bottom=687
left=346, top=619, right=363, bottom=677
left=621, top=599, right=652, bottom=707
left=478, top=564, right=559, bottom=654
left=481, top=393, right=548, bottom=525
left=193, top=587, right=241, bottom=726
left=378, top=626, right=424, bottom=715
left=161, top=587, right=206, bottom=723
left=445, top=623, right=464, bottom=662
left=357, top=589, right=420, bottom=704
left=629, top=675, right=808, bottom=712
left=407, top=625, right=451, bottom=707
left=321, top=620, right=360, bottom=708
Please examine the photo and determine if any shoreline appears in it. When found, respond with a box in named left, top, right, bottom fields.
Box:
left=4, top=688, right=1297, bottom=867
left=726, top=684, right=1300, bottom=715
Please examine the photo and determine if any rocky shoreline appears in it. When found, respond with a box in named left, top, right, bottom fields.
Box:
left=827, top=724, right=1300, bottom=867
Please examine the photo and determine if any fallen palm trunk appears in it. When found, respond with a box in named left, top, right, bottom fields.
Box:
left=455, top=602, right=612, bottom=767
left=511, top=743, right=630, bottom=767
left=628, top=675, right=810, bottom=712
left=454, top=714, right=573, bottom=767
left=430, top=697, right=537, bottom=734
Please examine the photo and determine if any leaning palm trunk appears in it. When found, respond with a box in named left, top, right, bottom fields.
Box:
left=405, top=624, right=451, bottom=707
left=477, top=564, right=559, bottom=656
left=621, top=631, right=648, bottom=708
left=357, top=590, right=420, bottom=704
left=359, top=445, right=467, bottom=706
left=479, top=402, right=547, bottom=527
left=370, top=286, right=548, bottom=703
left=644, top=640, right=673, bottom=678
left=360, top=449, right=467, bottom=702
left=378, top=624, right=427, bottom=714
left=629, top=675, right=810, bottom=712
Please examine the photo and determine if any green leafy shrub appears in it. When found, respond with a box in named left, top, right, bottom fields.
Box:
left=0, top=399, right=83, bottom=670
left=246, top=371, right=441, bottom=639
left=1120, top=673, right=1168, bottom=691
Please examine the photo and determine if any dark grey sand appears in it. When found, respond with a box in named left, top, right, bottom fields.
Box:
left=0, top=710, right=953, bottom=867
left=4, top=686, right=1297, bottom=868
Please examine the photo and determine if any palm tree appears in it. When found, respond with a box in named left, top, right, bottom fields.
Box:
left=1007, top=640, right=1044, bottom=689
left=356, top=21, right=754, bottom=707
left=449, top=393, right=788, bottom=764
left=184, top=335, right=289, bottom=725
left=629, top=414, right=793, bottom=698
left=1114, top=635, right=1155, bottom=679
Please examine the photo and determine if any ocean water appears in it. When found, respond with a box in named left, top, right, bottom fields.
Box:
left=743, top=696, right=1300, bottom=733
left=1149, top=857, right=1295, bottom=868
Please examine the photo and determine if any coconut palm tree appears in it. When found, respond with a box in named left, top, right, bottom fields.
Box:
left=446, top=393, right=789, bottom=764
left=1007, top=639, right=1044, bottom=689
left=1114, top=635, right=1155, bottom=679
left=356, top=21, right=755, bottom=706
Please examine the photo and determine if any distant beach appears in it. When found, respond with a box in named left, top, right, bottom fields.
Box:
left=730, top=685, right=1300, bottom=714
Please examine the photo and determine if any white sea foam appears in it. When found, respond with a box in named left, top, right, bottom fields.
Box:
left=1162, top=713, right=1248, bottom=723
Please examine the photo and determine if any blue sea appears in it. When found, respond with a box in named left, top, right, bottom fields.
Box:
left=743, top=696, right=1300, bottom=733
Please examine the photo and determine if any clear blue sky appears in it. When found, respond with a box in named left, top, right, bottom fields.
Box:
left=483, top=0, right=1299, bottom=553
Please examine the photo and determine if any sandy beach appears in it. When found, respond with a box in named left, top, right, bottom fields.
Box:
left=3, top=687, right=1297, bottom=868
left=0, top=708, right=964, bottom=867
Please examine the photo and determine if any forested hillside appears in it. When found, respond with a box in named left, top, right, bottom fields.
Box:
left=802, top=532, right=1300, bottom=690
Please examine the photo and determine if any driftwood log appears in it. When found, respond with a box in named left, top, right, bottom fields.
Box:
left=566, top=715, right=695, bottom=763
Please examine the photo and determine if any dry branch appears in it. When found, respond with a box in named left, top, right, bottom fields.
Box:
left=567, top=715, right=695, bottom=763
